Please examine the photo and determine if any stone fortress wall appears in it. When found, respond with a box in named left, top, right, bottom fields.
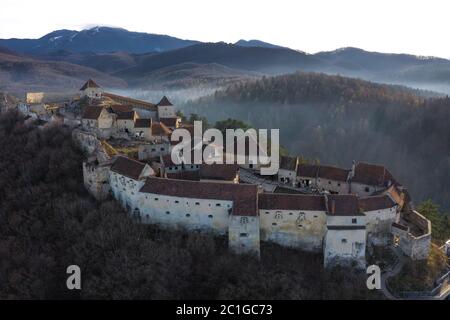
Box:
left=34, top=79, right=431, bottom=270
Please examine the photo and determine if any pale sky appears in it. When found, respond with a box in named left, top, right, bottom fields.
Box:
left=1, top=0, right=449, bottom=58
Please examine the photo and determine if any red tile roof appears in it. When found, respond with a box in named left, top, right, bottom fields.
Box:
left=103, top=92, right=157, bottom=110
left=157, top=96, right=173, bottom=106
left=297, top=164, right=320, bottom=178
left=109, top=104, right=133, bottom=114
left=140, top=177, right=258, bottom=216
left=166, top=171, right=200, bottom=181
left=152, top=122, right=172, bottom=136
left=258, top=193, right=326, bottom=211
left=318, top=165, right=350, bottom=182
left=110, top=156, right=147, bottom=180
left=200, top=164, right=239, bottom=181
left=160, top=117, right=179, bottom=128
left=134, top=118, right=152, bottom=128
left=80, top=79, right=100, bottom=90
left=352, top=162, right=394, bottom=187
left=81, top=106, right=103, bottom=120
left=359, top=195, right=397, bottom=212
left=326, top=194, right=363, bottom=216
left=116, top=111, right=136, bottom=120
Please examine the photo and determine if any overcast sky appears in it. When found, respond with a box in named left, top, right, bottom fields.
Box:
left=1, top=0, right=448, bottom=57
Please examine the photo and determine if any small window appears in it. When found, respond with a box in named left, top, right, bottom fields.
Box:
left=208, top=215, right=213, bottom=219
left=337, top=183, right=341, bottom=186
left=166, top=211, right=170, bottom=214
left=289, top=212, right=293, bottom=215
left=240, top=217, right=249, bottom=224
left=195, top=202, right=200, bottom=206
left=328, top=181, right=331, bottom=185
left=298, top=224, right=303, bottom=228
left=365, top=187, right=370, bottom=192
left=216, top=203, right=221, bottom=207
left=175, top=200, right=179, bottom=204
left=186, top=214, right=191, bottom=217
left=155, top=198, right=159, bottom=201
left=342, top=239, right=347, bottom=243
left=240, top=233, right=248, bottom=237
left=272, top=222, right=277, bottom=226
left=146, top=214, right=149, bottom=219
left=352, top=218, right=357, bottom=224
left=265, top=211, right=270, bottom=214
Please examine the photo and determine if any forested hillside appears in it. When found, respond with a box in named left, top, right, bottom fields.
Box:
left=0, top=111, right=377, bottom=299
left=186, top=72, right=450, bottom=211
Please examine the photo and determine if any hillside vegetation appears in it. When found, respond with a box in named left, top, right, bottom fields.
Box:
left=186, top=72, right=450, bottom=211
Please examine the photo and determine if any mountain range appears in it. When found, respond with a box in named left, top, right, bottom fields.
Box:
left=1, top=26, right=450, bottom=94
left=0, top=27, right=198, bottom=54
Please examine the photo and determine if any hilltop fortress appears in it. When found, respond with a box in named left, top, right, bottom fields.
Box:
left=19, top=79, right=432, bottom=269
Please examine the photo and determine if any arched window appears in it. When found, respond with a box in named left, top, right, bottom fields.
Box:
left=240, top=217, right=249, bottom=224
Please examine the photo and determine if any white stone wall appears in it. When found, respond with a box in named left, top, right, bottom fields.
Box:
left=324, top=228, right=366, bottom=269
left=350, top=182, right=384, bottom=196
left=324, top=215, right=366, bottom=269
left=117, top=119, right=135, bottom=132
left=229, top=215, right=260, bottom=257
left=133, top=127, right=152, bottom=141
left=316, top=178, right=349, bottom=194
left=138, top=143, right=171, bottom=161
left=277, top=169, right=296, bottom=185
left=135, top=193, right=232, bottom=234
left=365, top=206, right=398, bottom=245
left=259, top=209, right=327, bottom=252
left=83, top=161, right=110, bottom=200
left=157, top=105, right=176, bottom=118
left=82, top=87, right=103, bottom=99
left=109, top=171, right=146, bottom=214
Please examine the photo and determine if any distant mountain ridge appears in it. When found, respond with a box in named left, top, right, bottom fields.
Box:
left=0, top=26, right=199, bottom=54
left=1, top=27, right=450, bottom=93
left=0, top=46, right=126, bottom=94
left=234, top=39, right=285, bottom=49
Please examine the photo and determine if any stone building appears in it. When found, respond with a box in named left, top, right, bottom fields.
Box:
left=81, top=106, right=115, bottom=139
left=323, top=195, right=367, bottom=269
left=348, top=162, right=395, bottom=196
left=80, top=79, right=103, bottom=99
left=81, top=152, right=432, bottom=268
left=116, top=111, right=138, bottom=133
left=258, top=193, right=327, bottom=252
left=109, top=156, right=155, bottom=214
left=277, top=156, right=299, bottom=185
left=133, top=119, right=153, bottom=141
left=156, top=96, right=177, bottom=119
left=359, top=195, right=398, bottom=245
left=139, top=176, right=261, bottom=257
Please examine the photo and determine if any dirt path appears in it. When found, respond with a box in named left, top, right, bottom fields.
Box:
left=380, top=246, right=405, bottom=300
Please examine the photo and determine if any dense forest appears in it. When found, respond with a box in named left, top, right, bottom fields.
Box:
left=0, top=111, right=379, bottom=299
left=184, top=72, right=450, bottom=212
